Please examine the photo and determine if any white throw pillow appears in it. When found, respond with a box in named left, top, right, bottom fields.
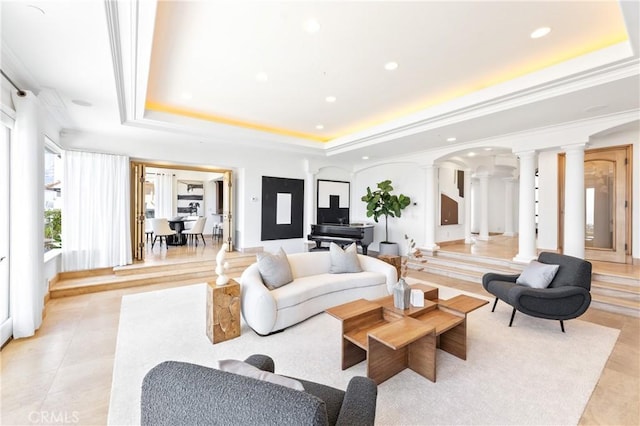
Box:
left=329, top=242, right=363, bottom=273
left=217, top=359, right=304, bottom=391
left=516, top=260, right=560, bottom=289
left=256, top=247, right=294, bottom=290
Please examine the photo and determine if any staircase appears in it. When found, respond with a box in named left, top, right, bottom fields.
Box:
left=49, top=252, right=257, bottom=298
left=407, top=250, right=640, bottom=317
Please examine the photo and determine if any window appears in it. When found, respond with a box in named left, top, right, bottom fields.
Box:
left=44, top=139, right=62, bottom=251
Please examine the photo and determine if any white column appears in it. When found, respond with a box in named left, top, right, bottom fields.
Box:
left=563, top=144, right=586, bottom=258
left=513, top=150, right=537, bottom=263
left=464, top=169, right=473, bottom=244
left=477, top=172, right=490, bottom=241
left=303, top=160, right=317, bottom=251
left=503, top=178, right=515, bottom=236
left=422, top=164, right=440, bottom=252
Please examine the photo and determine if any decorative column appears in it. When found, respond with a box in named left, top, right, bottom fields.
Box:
left=422, top=164, right=440, bottom=252
left=503, top=177, right=515, bottom=236
left=513, top=150, right=537, bottom=263
left=303, top=160, right=317, bottom=251
left=477, top=171, right=490, bottom=241
left=464, top=169, right=473, bottom=244
left=563, top=144, right=586, bottom=258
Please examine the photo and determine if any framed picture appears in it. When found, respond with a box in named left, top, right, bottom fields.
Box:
left=177, top=180, right=204, bottom=216
left=261, top=176, right=304, bottom=240
left=317, top=179, right=350, bottom=225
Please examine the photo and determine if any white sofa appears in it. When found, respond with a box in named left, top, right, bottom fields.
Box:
left=240, top=252, right=397, bottom=335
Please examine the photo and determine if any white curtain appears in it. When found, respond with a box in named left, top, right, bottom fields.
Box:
left=9, top=91, right=44, bottom=338
left=154, top=173, right=174, bottom=218
left=62, top=151, right=132, bottom=271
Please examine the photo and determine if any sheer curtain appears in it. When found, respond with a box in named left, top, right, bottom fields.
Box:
left=154, top=172, right=174, bottom=218
left=9, top=90, right=44, bottom=338
left=62, top=151, right=132, bottom=271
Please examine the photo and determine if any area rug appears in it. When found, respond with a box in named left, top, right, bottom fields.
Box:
left=108, top=282, right=619, bottom=426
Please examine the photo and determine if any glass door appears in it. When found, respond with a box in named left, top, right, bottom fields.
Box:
left=1, top=124, right=11, bottom=345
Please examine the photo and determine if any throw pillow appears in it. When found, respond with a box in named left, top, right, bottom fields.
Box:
left=329, top=242, right=363, bottom=273
left=256, top=247, right=294, bottom=290
left=217, top=359, right=304, bottom=391
left=516, top=260, right=560, bottom=289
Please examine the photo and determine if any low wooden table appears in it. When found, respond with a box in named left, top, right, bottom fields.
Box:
left=206, top=279, right=241, bottom=344
left=326, top=284, right=488, bottom=384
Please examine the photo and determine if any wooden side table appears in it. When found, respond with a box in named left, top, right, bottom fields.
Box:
left=206, top=279, right=241, bottom=344
left=377, top=254, right=401, bottom=280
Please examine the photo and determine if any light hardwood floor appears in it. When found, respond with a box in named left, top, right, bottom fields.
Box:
left=1, top=240, right=638, bottom=425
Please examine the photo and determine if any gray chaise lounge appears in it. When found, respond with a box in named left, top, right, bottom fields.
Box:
left=141, top=354, right=377, bottom=426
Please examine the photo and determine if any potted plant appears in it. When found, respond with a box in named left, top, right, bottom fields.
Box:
left=361, top=179, right=411, bottom=255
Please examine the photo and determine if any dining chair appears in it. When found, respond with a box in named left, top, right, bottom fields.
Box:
left=183, top=217, right=207, bottom=246
left=150, top=218, right=177, bottom=249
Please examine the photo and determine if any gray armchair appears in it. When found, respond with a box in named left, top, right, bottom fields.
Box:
left=482, top=252, right=592, bottom=332
left=141, top=354, right=377, bottom=426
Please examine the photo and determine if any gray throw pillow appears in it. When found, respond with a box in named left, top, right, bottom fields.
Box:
left=217, top=359, right=304, bottom=391
left=256, top=247, right=294, bottom=290
left=516, top=260, right=560, bottom=289
left=329, top=242, right=363, bottom=273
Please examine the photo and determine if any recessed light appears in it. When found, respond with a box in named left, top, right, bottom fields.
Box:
left=384, top=62, right=398, bottom=71
left=530, top=27, right=551, bottom=39
left=71, top=99, right=92, bottom=107
left=447, top=137, right=457, bottom=142
left=255, top=72, right=268, bottom=82
left=303, top=18, right=321, bottom=34
left=325, top=96, right=336, bottom=103
left=468, top=152, right=476, bottom=157
left=484, top=147, right=493, bottom=151
left=362, top=156, right=369, bottom=160
left=316, top=124, right=324, bottom=130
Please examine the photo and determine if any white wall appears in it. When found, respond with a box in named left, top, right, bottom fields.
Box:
left=353, top=162, right=423, bottom=255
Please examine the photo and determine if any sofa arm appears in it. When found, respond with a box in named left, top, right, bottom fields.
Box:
left=482, top=272, right=519, bottom=292
left=336, top=376, right=377, bottom=426
left=357, top=255, right=397, bottom=294
left=240, top=264, right=277, bottom=335
left=244, top=354, right=275, bottom=373
left=508, top=285, right=592, bottom=320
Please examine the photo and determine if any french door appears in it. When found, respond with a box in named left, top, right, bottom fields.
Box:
left=1, top=123, right=11, bottom=345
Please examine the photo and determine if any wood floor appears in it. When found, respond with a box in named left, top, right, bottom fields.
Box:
left=1, top=238, right=638, bottom=425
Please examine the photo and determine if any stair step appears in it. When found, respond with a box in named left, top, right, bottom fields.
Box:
left=591, top=280, right=640, bottom=301
left=591, top=294, right=640, bottom=317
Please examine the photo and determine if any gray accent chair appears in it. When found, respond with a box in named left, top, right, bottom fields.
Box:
left=141, top=354, right=377, bottom=426
left=482, top=252, right=592, bottom=332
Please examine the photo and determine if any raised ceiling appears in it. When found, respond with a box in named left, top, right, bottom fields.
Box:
left=1, top=0, right=638, bottom=163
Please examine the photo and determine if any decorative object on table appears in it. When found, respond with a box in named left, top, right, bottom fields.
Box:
left=361, top=179, right=411, bottom=255
left=411, top=289, right=425, bottom=307
left=215, top=243, right=230, bottom=285
left=393, top=277, right=411, bottom=309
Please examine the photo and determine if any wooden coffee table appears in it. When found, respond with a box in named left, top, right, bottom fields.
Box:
left=326, top=284, right=488, bottom=384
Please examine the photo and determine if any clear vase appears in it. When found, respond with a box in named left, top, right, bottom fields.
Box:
left=393, top=278, right=411, bottom=310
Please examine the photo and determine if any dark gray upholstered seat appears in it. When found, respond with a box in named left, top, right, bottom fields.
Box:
left=140, top=354, right=377, bottom=426
left=482, top=252, right=592, bottom=332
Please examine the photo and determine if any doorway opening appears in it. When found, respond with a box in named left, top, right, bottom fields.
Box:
left=558, top=145, right=632, bottom=263
left=130, top=160, right=234, bottom=262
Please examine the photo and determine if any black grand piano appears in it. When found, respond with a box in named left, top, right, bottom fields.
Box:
left=308, top=223, right=374, bottom=255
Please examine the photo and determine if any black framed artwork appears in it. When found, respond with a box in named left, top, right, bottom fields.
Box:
left=261, top=176, right=304, bottom=240
left=317, top=179, right=350, bottom=225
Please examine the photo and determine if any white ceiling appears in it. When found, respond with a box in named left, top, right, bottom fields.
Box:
left=1, top=0, right=639, bottom=165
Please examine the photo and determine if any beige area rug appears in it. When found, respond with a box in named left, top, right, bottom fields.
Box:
left=108, top=282, right=619, bottom=426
